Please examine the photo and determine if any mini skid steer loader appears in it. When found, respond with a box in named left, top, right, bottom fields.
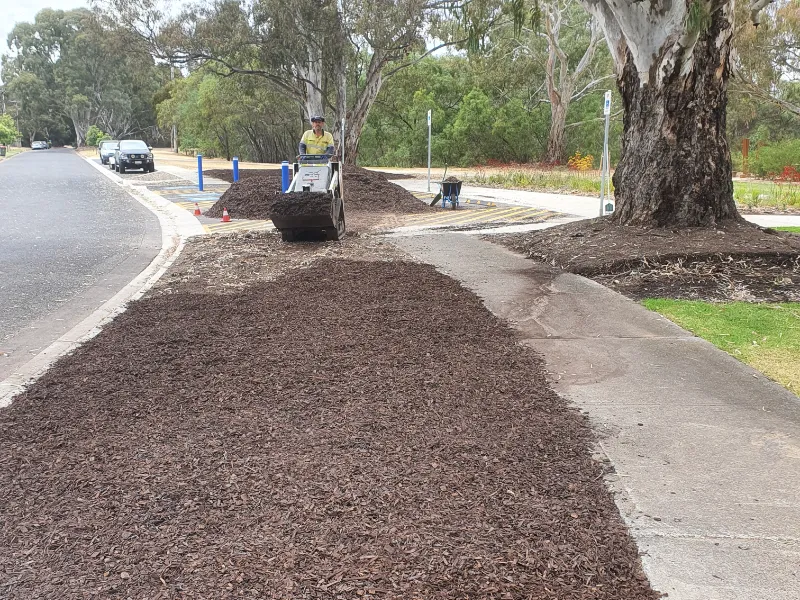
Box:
left=268, top=154, right=346, bottom=242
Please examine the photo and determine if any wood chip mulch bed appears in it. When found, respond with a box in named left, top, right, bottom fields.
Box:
left=0, top=253, right=658, bottom=599
left=492, top=217, right=800, bottom=302
left=204, top=167, right=431, bottom=220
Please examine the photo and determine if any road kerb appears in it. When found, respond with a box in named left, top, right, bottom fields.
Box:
left=0, top=157, right=203, bottom=408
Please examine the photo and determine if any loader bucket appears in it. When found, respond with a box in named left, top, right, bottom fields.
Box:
left=269, top=191, right=346, bottom=242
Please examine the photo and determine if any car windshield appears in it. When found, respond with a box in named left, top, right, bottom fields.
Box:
left=119, top=141, right=149, bottom=151
left=101, top=141, right=118, bottom=149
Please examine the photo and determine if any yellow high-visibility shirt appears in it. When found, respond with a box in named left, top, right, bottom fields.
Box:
left=300, top=129, right=335, bottom=155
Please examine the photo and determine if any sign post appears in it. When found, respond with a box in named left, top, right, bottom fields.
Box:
left=599, top=90, right=612, bottom=216
left=427, top=109, right=432, bottom=192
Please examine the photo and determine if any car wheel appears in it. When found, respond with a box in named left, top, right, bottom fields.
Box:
left=148, top=166, right=155, bottom=173
left=119, top=164, right=126, bottom=174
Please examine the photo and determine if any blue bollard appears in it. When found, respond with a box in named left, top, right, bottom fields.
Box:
left=233, top=156, right=239, bottom=182
left=197, top=154, right=204, bottom=191
left=281, top=161, right=290, bottom=193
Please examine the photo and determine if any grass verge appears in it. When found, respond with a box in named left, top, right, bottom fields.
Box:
left=775, top=226, right=800, bottom=234
left=643, top=299, right=800, bottom=395
left=0, top=147, right=28, bottom=162
left=465, top=167, right=608, bottom=196
left=462, top=168, right=800, bottom=210
left=733, top=181, right=800, bottom=210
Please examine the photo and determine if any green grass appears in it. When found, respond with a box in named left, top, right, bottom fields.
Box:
left=466, top=167, right=610, bottom=196
left=733, top=180, right=800, bottom=210
left=643, top=299, right=800, bottom=394
left=0, top=147, right=27, bottom=161
left=775, top=226, right=800, bottom=234
left=464, top=167, right=800, bottom=208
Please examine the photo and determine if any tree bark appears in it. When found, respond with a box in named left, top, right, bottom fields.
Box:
left=341, top=50, right=386, bottom=166
left=609, top=13, right=740, bottom=227
left=545, top=101, right=568, bottom=164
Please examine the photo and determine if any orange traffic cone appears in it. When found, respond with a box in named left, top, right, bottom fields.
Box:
left=221, top=207, right=231, bottom=223
left=193, top=202, right=202, bottom=216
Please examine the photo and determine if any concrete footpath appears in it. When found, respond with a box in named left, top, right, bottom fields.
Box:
left=393, top=178, right=800, bottom=230
left=394, top=233, right=800, bottom=600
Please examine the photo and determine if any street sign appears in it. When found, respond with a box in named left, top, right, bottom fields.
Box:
left=599, top=90, right=612, bottom=216
left=427, top=109, right=431, bottom=124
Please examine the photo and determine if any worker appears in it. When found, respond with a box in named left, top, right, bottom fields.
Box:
left=298, top=115, right=335, bottom=157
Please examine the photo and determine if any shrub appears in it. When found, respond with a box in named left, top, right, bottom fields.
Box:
left=749, top=139, right=800, bottom=178
left=86, top=125, right=111, bottom=147
left=0, top=114, right=19, bottom=146
left=567, top=151, right=594, bottom=171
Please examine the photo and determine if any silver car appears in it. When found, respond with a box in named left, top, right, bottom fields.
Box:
left=98, top=140, right=119, bottom=165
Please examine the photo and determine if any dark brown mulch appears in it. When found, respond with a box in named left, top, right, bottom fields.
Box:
left=0, top=259, right=658, bottom=600
left=204, top=166, right=434, bottom=220
left=492, top=217, right=800, bottom=302
left=204, top=168, right=416, bottom=184
left=204, top=175, right=281, bottom=219
left=270, top=191, right=333, bottom=218
left=592, top=254, right=800, bottom=302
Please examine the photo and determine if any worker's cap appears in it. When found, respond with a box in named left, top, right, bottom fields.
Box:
left=310, top=115, right=325, bottom=123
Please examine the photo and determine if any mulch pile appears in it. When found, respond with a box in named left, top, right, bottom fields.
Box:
left=204, top=166, right=433, bottom=220
left=270, top=191, right=333, bottom=218
left=0, top=259, right=658, bottom=599
left=493, top=217, right=800, bottom=302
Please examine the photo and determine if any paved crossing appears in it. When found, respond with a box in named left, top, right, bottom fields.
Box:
left=150, top=184, right=561, bottom=234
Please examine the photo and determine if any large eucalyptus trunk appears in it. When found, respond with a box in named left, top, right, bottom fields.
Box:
left=545, top=103, right=566, bottom=164
left=611, top=17, right=739, bottom=226
left=544, top=89, right=571, bottom=164
left=341, top=51, right=385, bottom=166
left=583, top=0, right=742, bottom=227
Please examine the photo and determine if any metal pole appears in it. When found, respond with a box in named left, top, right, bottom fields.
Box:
left=281, top=161, right=290, bottom=193
left=427, top=109, right=432, bottom=192
left=197, top=154, right=204, bottom=191
left=599, top=90, right=612, bottom=216
left=170, top=64, right=178, bottom=153
left=341, top=117, right=346, bottom=167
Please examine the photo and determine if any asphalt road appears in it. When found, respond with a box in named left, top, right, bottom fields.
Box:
left=0, top=148, right=161, bottom=380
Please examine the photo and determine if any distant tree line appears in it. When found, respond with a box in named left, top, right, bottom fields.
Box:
left=1, top=1, right=797, bottom=170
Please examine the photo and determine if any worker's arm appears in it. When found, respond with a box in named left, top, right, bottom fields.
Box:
left=325, top=144, right=334, bottom=156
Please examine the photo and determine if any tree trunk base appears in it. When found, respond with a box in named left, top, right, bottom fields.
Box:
left=611, top=15, right=740, bottom=228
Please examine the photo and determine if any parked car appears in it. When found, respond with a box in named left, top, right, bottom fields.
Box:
left=113, top=140, right=154, bottom=173
left=98, top=140, right=120, bottom=164
left=31, top=141, right=48, bottom=150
